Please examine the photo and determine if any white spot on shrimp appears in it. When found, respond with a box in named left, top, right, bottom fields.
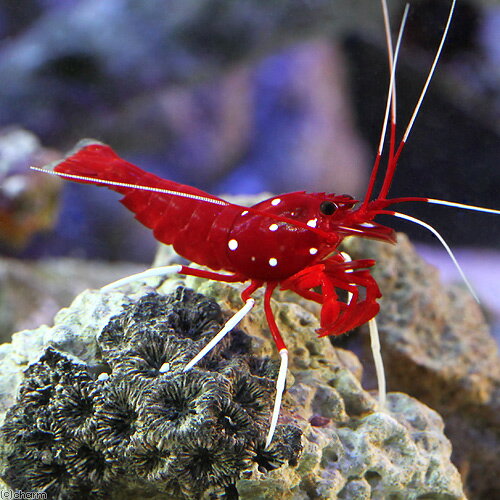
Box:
left=241, top=210, right=249, bottom=216
left=360, top=222, right=375, bottom=228
left=228, top=239, right=238, bottom=251
left=251, top=256, right=256, bottom=262
left=269, top=257, right=278, bottom=267
left=97, top=373, right=109, bottom=381
left=307, top=218, right=318, bottom=228
left=271, top=198, right=281, bottom=206
left=309, top=247, right=318, bottom=255
left=269, top=223, right=279, bottom=232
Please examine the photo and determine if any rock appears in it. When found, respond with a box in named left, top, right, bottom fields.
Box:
left=0, top=268, right=466, bottom=498
left=0, top=289, right=135, bottom=418
left=184, top=278, right=465, bottom=499
left=0, top=257, right=144, bottom=344
left=0, top=288, right=301, bottom=499
left=344, top=233, right=500, bottom=499
left=237, top=393, right=464, bottom=500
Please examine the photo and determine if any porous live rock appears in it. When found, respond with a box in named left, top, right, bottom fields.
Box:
left=0, top=270, right=466, bottom=498
left=0, top=257, right=144, bottom=343
left=0, top=288, right=137, bottom=417
left=182, top=277, right=465, bottom=499
left=344, top=234, right=500, bottom=499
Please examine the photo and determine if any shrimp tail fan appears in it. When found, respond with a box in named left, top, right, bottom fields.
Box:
left=53, top=139, right=222, bottom=201
left=51, top=140, right=233, bottom=269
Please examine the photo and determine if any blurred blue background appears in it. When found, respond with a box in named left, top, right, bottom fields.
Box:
left=0, top=0, right=499, bottom=326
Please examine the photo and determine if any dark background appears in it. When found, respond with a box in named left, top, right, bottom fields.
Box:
left=0, top=0, right=498, bottom=263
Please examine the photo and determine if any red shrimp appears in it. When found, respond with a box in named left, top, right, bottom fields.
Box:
left=32, top=0, right=499, bottom=446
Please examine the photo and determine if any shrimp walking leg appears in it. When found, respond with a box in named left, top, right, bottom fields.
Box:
left=178, top=279, right=260, bottom=371
left=281, top=256, right=381, bottom=336
left=267, top=348, right=288, bottom=448
left=100, top=262, right=257, bottom=373
left=101, top=264, right=246, bottom=292
left=282, top=254, right=387, bottom=408
left=342, top=252, right=386, bottom=409
left=368, top=317, right=386, bottom=409
left=181, top=297, right=255, bottom=372
left=101, top=264, right=184, bottom=292
left=262, top=283, right=289, bottom=448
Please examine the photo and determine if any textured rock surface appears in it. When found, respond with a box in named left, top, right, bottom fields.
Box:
left=0, top=288, right=136, bottom=417
left=344, top=234, right=500, bottom=500
left=0, top=257, right=143, bottom=343
left=182, top=277, right=466, bottom=500
left=0, top=259, right=466, bottom=498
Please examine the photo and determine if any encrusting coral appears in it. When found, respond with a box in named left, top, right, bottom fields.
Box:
left=1, top=288, right=302, bottom=499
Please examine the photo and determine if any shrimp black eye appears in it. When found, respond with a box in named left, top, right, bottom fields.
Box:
left=320, top=201, right=337, bottom=215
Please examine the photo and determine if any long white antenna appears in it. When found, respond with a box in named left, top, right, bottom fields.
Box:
left=381, top=0, right=396, bottom=115
left=388, top=210, right=480, bottom=303
left=29, top=166, right=230, bottom=207
left=401, top=0, right=456, bottom=144
left=376, top=2, right=409, bottom=155
left=31, top=165, right=341, bottom=241
left=378, top=0, right=456, bottom=200
left=425, top=198, right=500, bottom=215
left=364, top=3, right=409, bottom=205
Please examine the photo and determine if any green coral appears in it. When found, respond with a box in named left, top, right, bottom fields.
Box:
left=1, top=288, right=302, bottom=499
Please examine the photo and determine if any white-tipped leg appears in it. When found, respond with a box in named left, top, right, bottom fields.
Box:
left=340, top=252, right=354, bottom=305
left=341, top=252, right=386, bottom=407
left=368, top=317, right=386, bottom=410
left=101, top=264, right=184, bottom=292
left=181, top=298, right=256, bottom=372
left=265, top=348, right=288, bottom=449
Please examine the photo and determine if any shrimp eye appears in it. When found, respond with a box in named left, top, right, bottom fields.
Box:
left=320, top=200, right=337, bottom=215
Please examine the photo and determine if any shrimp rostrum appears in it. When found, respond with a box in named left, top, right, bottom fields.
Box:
left=32, top=0, right=500, bottom=447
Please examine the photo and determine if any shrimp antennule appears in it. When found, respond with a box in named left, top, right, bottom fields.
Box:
left=363, top=2, right=409, bottom=206
left=378, top=0, right=457, bottom=199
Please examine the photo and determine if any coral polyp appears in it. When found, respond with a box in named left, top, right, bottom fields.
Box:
left=172, top=436, right=252, bottom=496
left=94, top=377, right=145, bottom=453
left=140, top=370, right=227, bottom=445
left=52, top=372, right=100, bottom=442
left=1, top=288, right=302, bottom=499
left=112, top=331, right=198, bottom=379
